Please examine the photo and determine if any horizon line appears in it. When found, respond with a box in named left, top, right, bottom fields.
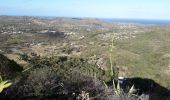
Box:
left=1, top=15, right=170, bottom=21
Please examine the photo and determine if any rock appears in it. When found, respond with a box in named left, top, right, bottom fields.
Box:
left=96, top=58, right=106, bottom=70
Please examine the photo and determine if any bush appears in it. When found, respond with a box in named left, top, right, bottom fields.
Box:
left=2, top=66, right=107, bottom=99
left=20, top=54, right=111, bottom=81
left=1, top=54, right=138, bottom=99
left=0, top=54, right=23, bottom=79
left=4, top=67, right=62, bottom=99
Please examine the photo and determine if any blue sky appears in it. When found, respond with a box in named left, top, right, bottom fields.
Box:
left=0, top=0, right=170, bottom=19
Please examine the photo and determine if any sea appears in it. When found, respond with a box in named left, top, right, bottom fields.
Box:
left=100, top=18, right=170, bottom=25
left=39, top=16, right=170, bottom=25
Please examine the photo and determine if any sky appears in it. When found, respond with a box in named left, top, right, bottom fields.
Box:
left=0, top=0, right=170, bottom=19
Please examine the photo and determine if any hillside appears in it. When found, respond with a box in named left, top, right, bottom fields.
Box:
left=0, top=54, right=23, bottom=79
left=0, top=16, right=170, bottom=99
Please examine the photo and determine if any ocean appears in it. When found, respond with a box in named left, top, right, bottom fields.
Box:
left=100, top=18, right=170, bottom=25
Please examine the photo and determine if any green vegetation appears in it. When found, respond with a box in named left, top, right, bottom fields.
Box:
left=0, top=54, right=23, bottom=79
left=20, top=53, right=111, bottom=81
left=0, top=75, right=12, bottom=93
left=0, top=54, right=109, bottom=99
left=0, top=16, right=170, bottom=99
left=116, top=31, right=170, bottom=87
left=5, top=34, right=26, bottom=45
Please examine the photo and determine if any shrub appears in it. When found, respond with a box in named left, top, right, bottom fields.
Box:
left=0, top=54, right=23, bottom=79
left=20, top=54, right=111, bottom=81
left=3, top=66, right=108, bottom=99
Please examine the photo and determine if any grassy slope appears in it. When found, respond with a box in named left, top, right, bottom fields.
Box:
left=116, top=30, right=170, bottom=87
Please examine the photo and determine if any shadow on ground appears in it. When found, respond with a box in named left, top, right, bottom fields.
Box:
left=122, top=77, right=170, bottom=100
